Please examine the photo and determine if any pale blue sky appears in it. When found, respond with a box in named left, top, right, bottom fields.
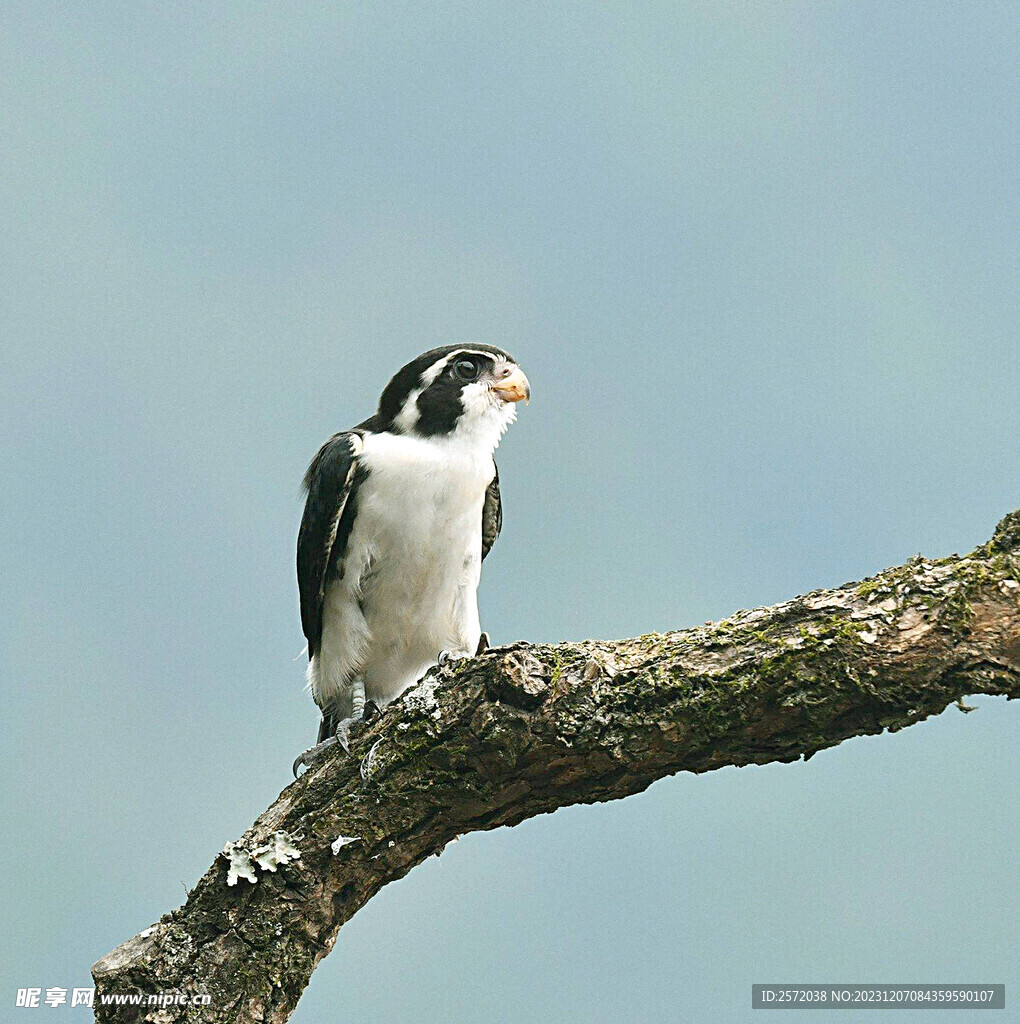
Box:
left=2, top=3, right=1018, bottom=1021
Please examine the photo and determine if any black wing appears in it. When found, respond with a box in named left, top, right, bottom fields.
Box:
left=481, top=464, right=502, bottom=561
left=297, top=432, right=364, bottom=658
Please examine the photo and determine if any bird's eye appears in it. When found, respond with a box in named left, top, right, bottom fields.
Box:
left=453, top=358, right=479, bottom=381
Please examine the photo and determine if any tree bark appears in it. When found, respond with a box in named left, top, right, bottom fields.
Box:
left=92, top=512, right=1020, bottom=1023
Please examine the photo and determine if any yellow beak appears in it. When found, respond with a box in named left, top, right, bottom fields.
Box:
left=492, top=367, right=531, bottom=404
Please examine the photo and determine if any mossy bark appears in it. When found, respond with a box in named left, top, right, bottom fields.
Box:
left=93, top=512, right=1020, bottom=1023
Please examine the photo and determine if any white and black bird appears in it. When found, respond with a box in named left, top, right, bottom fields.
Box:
left=292, top=345, right=530, bottom=775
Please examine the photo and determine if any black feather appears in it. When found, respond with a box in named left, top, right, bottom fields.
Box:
left=482, top=465, right=502, bottom=561
left=296, top=432, right=366, bottom=658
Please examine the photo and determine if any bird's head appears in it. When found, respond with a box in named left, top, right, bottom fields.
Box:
left=377, top=345, right=530, bottom=450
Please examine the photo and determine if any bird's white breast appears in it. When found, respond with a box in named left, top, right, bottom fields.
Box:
left=320, top=430, right=494, bottom=707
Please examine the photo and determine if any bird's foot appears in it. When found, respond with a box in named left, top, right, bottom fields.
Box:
left=292, top=736, right=338, bottom=777
left=438, top=634, right=490, bottom=667
left=362, top=698, right=382, bottom=724
left=333, top=713, right=364, bottom=754
left=438, top=647, right=473, bottom=666
left=292, top=713, right=367, bottom=777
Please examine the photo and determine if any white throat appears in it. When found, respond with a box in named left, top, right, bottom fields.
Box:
left=444, top=382, right=518, bottom=454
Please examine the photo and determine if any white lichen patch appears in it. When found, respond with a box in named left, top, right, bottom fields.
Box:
left=252, top=831, right=303, bottom=873
left=222, top=841, right=257, bottom=886
left=402, top=676, right=443, bottom=719
left=222, top=830, right=303, bottom=884
left=331, top=834, right=361, bottom=855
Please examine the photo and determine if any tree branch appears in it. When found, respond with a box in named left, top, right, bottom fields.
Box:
left=93, top=512, right=1020, bottom=1022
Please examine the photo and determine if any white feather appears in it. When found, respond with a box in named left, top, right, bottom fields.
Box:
left=308, top=387, right=516, bottom=712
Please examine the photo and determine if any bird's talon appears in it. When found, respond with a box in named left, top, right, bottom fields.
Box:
left=336, top=724, right=351, bottom=754
left=292, top=736, right=339, bottom=778
left=438, top=648, right=472, bottom=666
